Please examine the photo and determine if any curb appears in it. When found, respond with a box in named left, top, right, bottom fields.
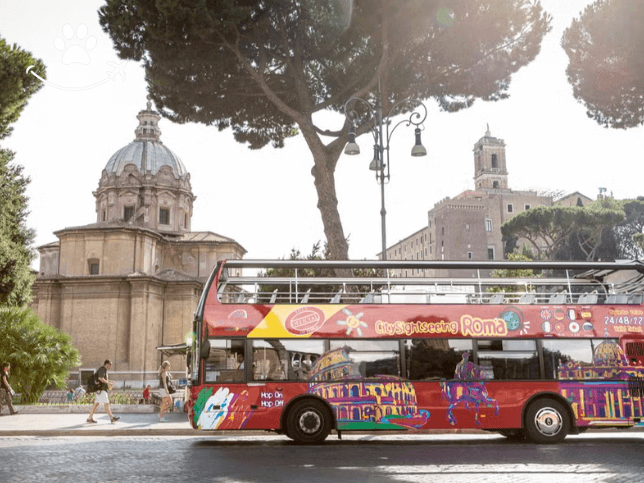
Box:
left=11, top=405, right=157, bottom=414
left=0, top=429, right=199, bottom=437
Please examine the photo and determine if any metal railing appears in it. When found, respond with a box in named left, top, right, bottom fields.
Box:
left=213, top=259, right=644, bottom=306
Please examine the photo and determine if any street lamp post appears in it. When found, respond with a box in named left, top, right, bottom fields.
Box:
left=344, top=89, right=428, bottom=260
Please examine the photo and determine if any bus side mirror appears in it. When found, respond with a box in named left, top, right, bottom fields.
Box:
left=200, top=338, right=211, bottom=359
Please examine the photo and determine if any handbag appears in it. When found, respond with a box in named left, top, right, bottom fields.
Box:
left=166, top=376, right=176, bottom=394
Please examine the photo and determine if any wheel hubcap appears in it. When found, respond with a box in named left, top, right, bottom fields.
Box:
left=299, top=410, right=321, bottom=434
left=534, top=407, right=563, bottom=436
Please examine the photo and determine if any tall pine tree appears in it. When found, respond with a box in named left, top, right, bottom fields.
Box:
left=0, top=36, right=45, bottom=305
left=99, top=0, right=551, bottom=260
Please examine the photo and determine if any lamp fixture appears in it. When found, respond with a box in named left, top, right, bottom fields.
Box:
left=344, top=125, right=360, bottom=155
left=411, top=127, right=427, bottom=157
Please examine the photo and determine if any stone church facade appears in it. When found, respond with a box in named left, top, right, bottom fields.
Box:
left=385, top=128, right=592, bottom=277
left=31, top=103, right=245, bottom=387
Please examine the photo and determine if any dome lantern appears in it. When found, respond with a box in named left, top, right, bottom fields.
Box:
left=134, top=100, right=162, bottom=142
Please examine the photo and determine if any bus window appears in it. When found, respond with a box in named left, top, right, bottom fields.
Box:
left=476, top=339, right=539, bottom=380
left=329, top=340, right=400, bottom=378
left=405, top=339, right=473, bottom=381
left=251, top=339, right=324, bottom=381
left=203, top=339, right=245, bottom=383
left=542, top=339, right=619, bottom=379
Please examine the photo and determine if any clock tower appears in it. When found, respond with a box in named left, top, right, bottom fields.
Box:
left=473, top=125, right=508, bottom=190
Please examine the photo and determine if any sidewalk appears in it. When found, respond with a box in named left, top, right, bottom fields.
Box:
left=0, top=408, right=199, bottom=436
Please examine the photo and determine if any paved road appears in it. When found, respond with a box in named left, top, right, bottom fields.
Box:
left=1, top=432, right=642, bottom=483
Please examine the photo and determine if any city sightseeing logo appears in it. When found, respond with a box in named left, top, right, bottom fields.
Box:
left=375, top=315, right=508, bottom=337
left=27, top=23, right=128, bottom=91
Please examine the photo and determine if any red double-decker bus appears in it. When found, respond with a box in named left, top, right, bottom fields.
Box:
left=186, top=259, right=644, bottom=443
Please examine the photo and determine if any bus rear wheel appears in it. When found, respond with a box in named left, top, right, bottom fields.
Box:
left=286, top=399, right=331, bottom=444
left=524, top=398, right=569, bottom=444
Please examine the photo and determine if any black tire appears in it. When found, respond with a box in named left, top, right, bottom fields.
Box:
left=286, top=399, right=331, bottom=444
left=524, top=398, right=570, bottom=444
left=499, top=429, right=525, bottom=441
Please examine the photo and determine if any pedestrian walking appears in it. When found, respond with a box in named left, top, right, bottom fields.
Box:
left=158, top=361, right=172, bottom=422
left=0, top=362, right=18, bottom=415
left=66, top=389, right=74, bottom=402
left=87, top=359, right=120, bottom=424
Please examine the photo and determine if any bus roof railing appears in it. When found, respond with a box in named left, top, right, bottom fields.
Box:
left=219, top=259, right=644, bottom=273
left=212, top=260, right=644, bottom=304
left=221, top=276, right=606, bottom=287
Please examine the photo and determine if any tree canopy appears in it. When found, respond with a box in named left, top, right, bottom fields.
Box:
left=0, top=36, right=45, bottom=305
left=0, top=37, right=46, bottom=140
left=0, top=306, right=81, bottom=403
left=614, top=198, right=644, bottom=259
left=99, top=0, right=551, bottom=260
left=562, top=0, right=644, bottom=129
left=0, top=150, right=36, bottom=305
left=501, top=199, right=633, bottom=261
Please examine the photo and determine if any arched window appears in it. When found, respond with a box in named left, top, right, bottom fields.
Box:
left=88, top=258, right=99, bottom=275
left=491, top=153, right=498, bottom=168
left=493, top=181, right=499, bottom=188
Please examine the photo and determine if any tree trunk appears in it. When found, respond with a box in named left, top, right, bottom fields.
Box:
left=298, top=120, right=350, bottom=261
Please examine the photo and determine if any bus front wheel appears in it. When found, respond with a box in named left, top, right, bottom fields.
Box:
left=524, top=398, right=570, bottom=444
left=286, top=399, right=331, bottom=444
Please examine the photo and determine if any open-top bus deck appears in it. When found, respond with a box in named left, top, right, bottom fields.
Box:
left=188, top=260, right=644, bottom=443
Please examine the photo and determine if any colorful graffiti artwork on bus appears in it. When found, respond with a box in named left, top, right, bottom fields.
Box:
left=307, top=348, right=430, bottom=430
left=558, top=339, right=644, bottom=426
left=440, top=352, right=499, bottom=426
left=193, top=387, right=255, bottom=430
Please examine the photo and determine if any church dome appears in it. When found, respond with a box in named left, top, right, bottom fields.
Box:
left=103, top=101, right=188, bottom=179
left=95, top=101, right=195, bottom=233
left=105, top=141, right=187, bottom=178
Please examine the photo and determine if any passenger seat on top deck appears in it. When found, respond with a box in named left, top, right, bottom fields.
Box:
left=518, top=293, right=536, bottom=304
left=577, top=292, right=598, bottom=304
left=548, top=293, right=567, bottom=304
left=606, top=294, right=629, bottom=304
left=488, top=293, right=504, bottom=304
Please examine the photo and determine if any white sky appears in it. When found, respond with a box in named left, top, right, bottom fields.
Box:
left=1, top=0, right=641, bottom=269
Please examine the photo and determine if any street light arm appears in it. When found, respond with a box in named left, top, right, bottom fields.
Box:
left=383, top=99, right=428, bottom=147
left=344, top=96, right=380, bottom=142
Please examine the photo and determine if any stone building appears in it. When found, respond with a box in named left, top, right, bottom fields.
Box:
left=384, top=128, right=591, bottom=277
left=31, top=103, right=246, bottom=387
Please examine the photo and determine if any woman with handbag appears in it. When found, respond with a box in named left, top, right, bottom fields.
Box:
left=158, top=361, right=172, bottom=422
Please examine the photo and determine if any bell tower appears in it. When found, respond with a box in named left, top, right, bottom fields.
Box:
left=473, top=125, right=508, bottom=190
